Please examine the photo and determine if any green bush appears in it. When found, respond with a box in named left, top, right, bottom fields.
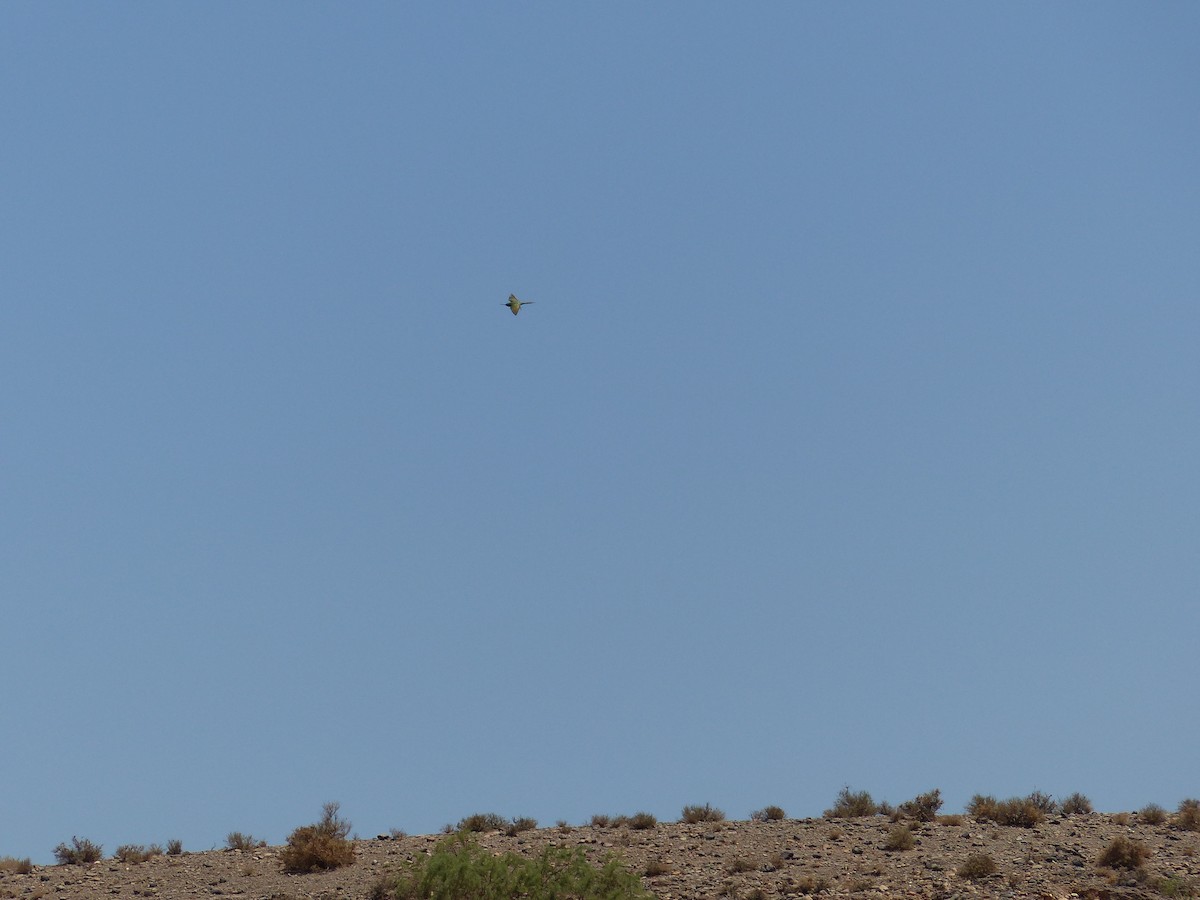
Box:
left=957, top=853, right=996, bottom=880
left=372, top=834, right=652, bottom=900
left=681, top=804, right=725, bottom=824
left=824, top=787, right=877, bottom=818
left=1097, top=836, right=1151, bottom=870
left=54, top=837, right=103, bottom=865
left=898, top=789, right=942, bottom=822
left=279, top=802, right=356, bottom=874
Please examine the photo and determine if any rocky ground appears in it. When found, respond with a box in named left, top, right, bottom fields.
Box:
left=3, top=814, right=1198, bottom=900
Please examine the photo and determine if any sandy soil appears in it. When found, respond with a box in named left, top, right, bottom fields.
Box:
left=3, top=814, right=1198, bottom=900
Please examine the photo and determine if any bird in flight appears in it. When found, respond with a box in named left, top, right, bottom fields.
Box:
left=505, top=294, right=534, bottom=315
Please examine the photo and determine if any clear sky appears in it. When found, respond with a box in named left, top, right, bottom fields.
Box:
left=3, top=2, right=1197, bottom=863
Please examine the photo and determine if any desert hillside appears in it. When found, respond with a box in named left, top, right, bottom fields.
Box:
left=3, top=813, right=1198, bottom=900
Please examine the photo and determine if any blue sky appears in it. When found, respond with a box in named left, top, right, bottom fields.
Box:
left=3, top=2, right=1198, bottom=862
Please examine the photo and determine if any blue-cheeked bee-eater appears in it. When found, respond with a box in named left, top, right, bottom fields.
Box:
left=505, top=294, right=534, bottom=315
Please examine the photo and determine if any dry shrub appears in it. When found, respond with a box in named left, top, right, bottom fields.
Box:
left=825, top=787, right=877, bottom=818
left=1177, top=799, right=1200, bottom=832
left=455, top=813, right=508, bottom=833
left=644, top=858, right=670, bottom=877
left=1112, top=812, right=1131, bottom=826
left=226, top=832, right=265, bottom=851
left=166, top=839, right=184, bottom=855
left=505, top=817, right=537, bottom=836
left=968, top=794, right=1044, bottom=827
left=1154, top=874, right=1200, bottom=898
left=628, top=812, right=657, bottom=830
left=883, top=825, right=915, bottom=851
left=682, top=804, right=725, bottom=824
left=795, top=874, right=830, bottom=894
left=54, top=837, right=102, bottom=865
left=114, top=844, right=158, bottom=864
left=898, top=788, right=943, bottom=822
left=751, top=805, right=786, bottom=822
left=726, top=856, right=755, bottom=874
left=939, top=814, right=964, bottom=826
left=1061, top=793, right=1093, bottom=815
left=1141, top=804, right=1168, bottom=825
left=279, top=802, right=355, bottom=874
left=1027, top=791, right=1058, bottom=814
left=1097, top=836, right=1151, bottom=870
left=967, top=794, right=999, bottom=819
left=0, top=857, right=33, bottom=875
left=958, top=853, right=997, bottom=880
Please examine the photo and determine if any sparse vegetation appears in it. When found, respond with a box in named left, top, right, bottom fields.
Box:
left=967, top=794, right=1045, bottom=827
left=166, top=839, right=183, bottom=855
left=1141, top=804, right=1169, bottom=825
left=505, top=817, right=538, bottom=836
left=958, top=853, right=997, bottom=880
left=1176, top=799, right=1200, bottom=832
left=455, top=813, right=510, bottom=833
left=371, top=834, right=651, bottom=900
left=1098, top=836, right=1152, bottom=870
left=1155, top=874, right=1200, bottom=898
left=1061, top=793, right=1093, bottom=816
left=726, top=856, right=755, bottom=874
left=453, top=813, right=536, bottom=836
left=644, top=858, right=670, bottom=877
left=883, top=825, right=915, bottom=851
left=1027, top=791, right=1058, bottom=815
left=0, top=857, right=33, bottom=875
left=278, top=802, right=355, bottom=874
left=114, top=844, right=158, bottom=864
left=53, top=837, right=102, bottom=865
left=682, top=803, right=726, bottom=824
left=590, top=814, right=611, bottom=828
left=825, top=787, right=878, bottom=818
left=750, top=805, right=786, bottom=822
left=226, top=832, right=265, bottom=851
left=627, top=812, right=658, bottom=830
left=898, top=788, right=942, bottom=822
left=794, top=873, right=831, bottom=894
